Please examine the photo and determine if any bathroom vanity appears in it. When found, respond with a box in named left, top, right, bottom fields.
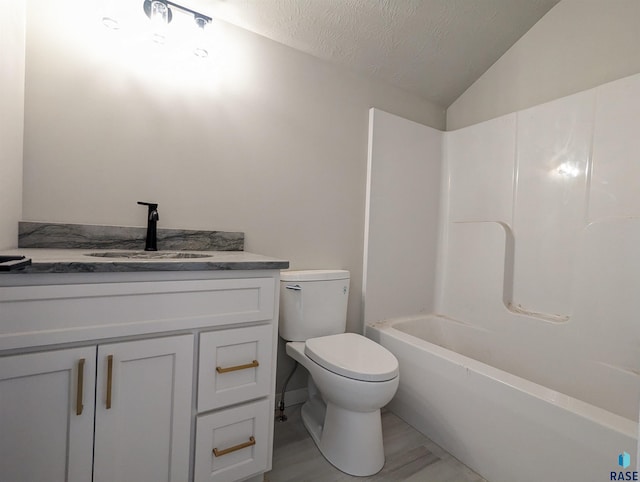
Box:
left=0, top=246, right=288, bottom=482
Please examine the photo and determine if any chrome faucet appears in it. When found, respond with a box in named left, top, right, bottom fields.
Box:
left=137, top=201, right=159, bottom=251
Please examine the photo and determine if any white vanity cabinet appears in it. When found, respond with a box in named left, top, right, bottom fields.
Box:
left=0, top=347, right=96, bottom=482
left=195, top=324, right=274, bottom=482
left=0, top=270, right=281, bottom=482
left=93, top=335, right=194, bottom=482
left=0, top=336, right=192, bottom=482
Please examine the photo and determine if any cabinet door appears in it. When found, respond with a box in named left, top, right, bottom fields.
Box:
left=0, top=347, right=96, bottom=482
left=93, top=335, right=194, bottom=482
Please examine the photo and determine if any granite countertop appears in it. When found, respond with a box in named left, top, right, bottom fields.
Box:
left=0, top=248, right=289, bottom=273
left=1, top=222, right=289, bottom=273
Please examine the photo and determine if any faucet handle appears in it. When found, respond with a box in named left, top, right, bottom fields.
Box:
left=137, top=201, right=158, bottom=209
left=137, top=201, right=159, bottom=221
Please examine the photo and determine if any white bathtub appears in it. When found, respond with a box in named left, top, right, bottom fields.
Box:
left=366, top=314, right=638, bottom=482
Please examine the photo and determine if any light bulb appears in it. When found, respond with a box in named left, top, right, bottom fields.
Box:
left=102, top=0, right=121, bottom=30
left=102, top=16, right=120, bottom=29
left=150, top=0, right=169, bottom=44
left=193, top=16, right=209, bottom=58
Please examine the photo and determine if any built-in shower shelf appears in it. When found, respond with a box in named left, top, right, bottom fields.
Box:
left=506, top=303, right=570, bottom=323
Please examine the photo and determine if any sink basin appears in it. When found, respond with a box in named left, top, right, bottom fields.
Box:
left=85, top=251, right=212, bottom=259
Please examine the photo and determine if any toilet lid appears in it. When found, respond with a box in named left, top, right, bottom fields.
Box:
left=304, top=333, right=399, bottom=382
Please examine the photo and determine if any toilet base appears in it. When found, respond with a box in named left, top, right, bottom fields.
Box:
left=300, top=387, right=385, bottom=476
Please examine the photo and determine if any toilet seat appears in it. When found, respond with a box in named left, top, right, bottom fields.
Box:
left=304, top=333, right=398, bottom=382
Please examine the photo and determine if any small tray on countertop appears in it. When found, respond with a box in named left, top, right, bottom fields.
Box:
left=0, top=256, right=32, bottom=272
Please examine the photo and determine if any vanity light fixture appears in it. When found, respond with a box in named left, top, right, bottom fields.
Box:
left=145, top=0, right=172, bottom=44
left=193, top=15, right=209, bottom=57
left=143, top=0, right=212, bottom=53
left=103, top=0, right=212, bottom=57
left=101, top=0, right=122, bottom=29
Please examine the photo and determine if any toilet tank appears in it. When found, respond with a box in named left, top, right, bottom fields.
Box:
left=279, top=270, right=350, bottom=342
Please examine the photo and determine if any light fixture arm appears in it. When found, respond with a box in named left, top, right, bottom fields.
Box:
left=143, top=0, right=211, bottom=24
left=166, top=1, right=212, bottom=23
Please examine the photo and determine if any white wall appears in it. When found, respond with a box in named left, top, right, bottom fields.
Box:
left=447, top=0, right=640, bottom=130
left=0, top=0, right=25, bottom=249
left=20, top=0, right=444, bottom=395
left=363, top=109, right=441, bottom=323
left=21, top=0, right=445, bottom=336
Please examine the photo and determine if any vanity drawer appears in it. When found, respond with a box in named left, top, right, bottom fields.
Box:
left=198, top=324, right=273, bottom=411
left=0, top=276, right=276, bottom=352
left=194, top=399, right=269, bottom=482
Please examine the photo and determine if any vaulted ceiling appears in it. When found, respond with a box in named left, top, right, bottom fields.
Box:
left=189, top=0, right=560, bottom=107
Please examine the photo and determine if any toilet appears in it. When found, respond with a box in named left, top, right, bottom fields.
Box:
left=279, top=270, right=399, bottom=476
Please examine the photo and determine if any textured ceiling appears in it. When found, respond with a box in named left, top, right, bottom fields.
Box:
left=189, top=0, right=560, bottom=107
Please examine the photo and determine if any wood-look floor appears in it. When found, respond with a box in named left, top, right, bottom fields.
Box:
left=266, top=404, right=488, bottom=482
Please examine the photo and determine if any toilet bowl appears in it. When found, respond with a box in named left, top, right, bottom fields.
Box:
left=286, top=334, right=399, bottom=476
left=278, top=270, right=399, bottom=476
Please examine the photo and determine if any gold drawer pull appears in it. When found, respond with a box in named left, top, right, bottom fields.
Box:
left=106, top=355, right=113, bottom=409
left=213, top=436, right=256, bottom=457
left=216, top=360, right=259, bottom=374
left=76, top=358, right=85, bottom=416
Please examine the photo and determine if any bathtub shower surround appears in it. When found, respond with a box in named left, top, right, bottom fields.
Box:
left=363, top=109, right=442, bottom=323
left=441, top=78, right=639, bottom=420
left=364, top=73, right=640, bottom=482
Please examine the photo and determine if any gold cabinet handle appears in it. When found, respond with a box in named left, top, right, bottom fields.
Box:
left=213, top=436, right=256, bottom=457
left=216, top=360, right=259, bottom=374
left=106, top=355, right=113, bottom=409
left=76, top=358, right=85, bottom=416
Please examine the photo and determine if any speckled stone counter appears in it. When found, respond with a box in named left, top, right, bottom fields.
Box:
left=2, top=222, right=288, bottom=273
left=0, top=248, right=289, bottom=273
